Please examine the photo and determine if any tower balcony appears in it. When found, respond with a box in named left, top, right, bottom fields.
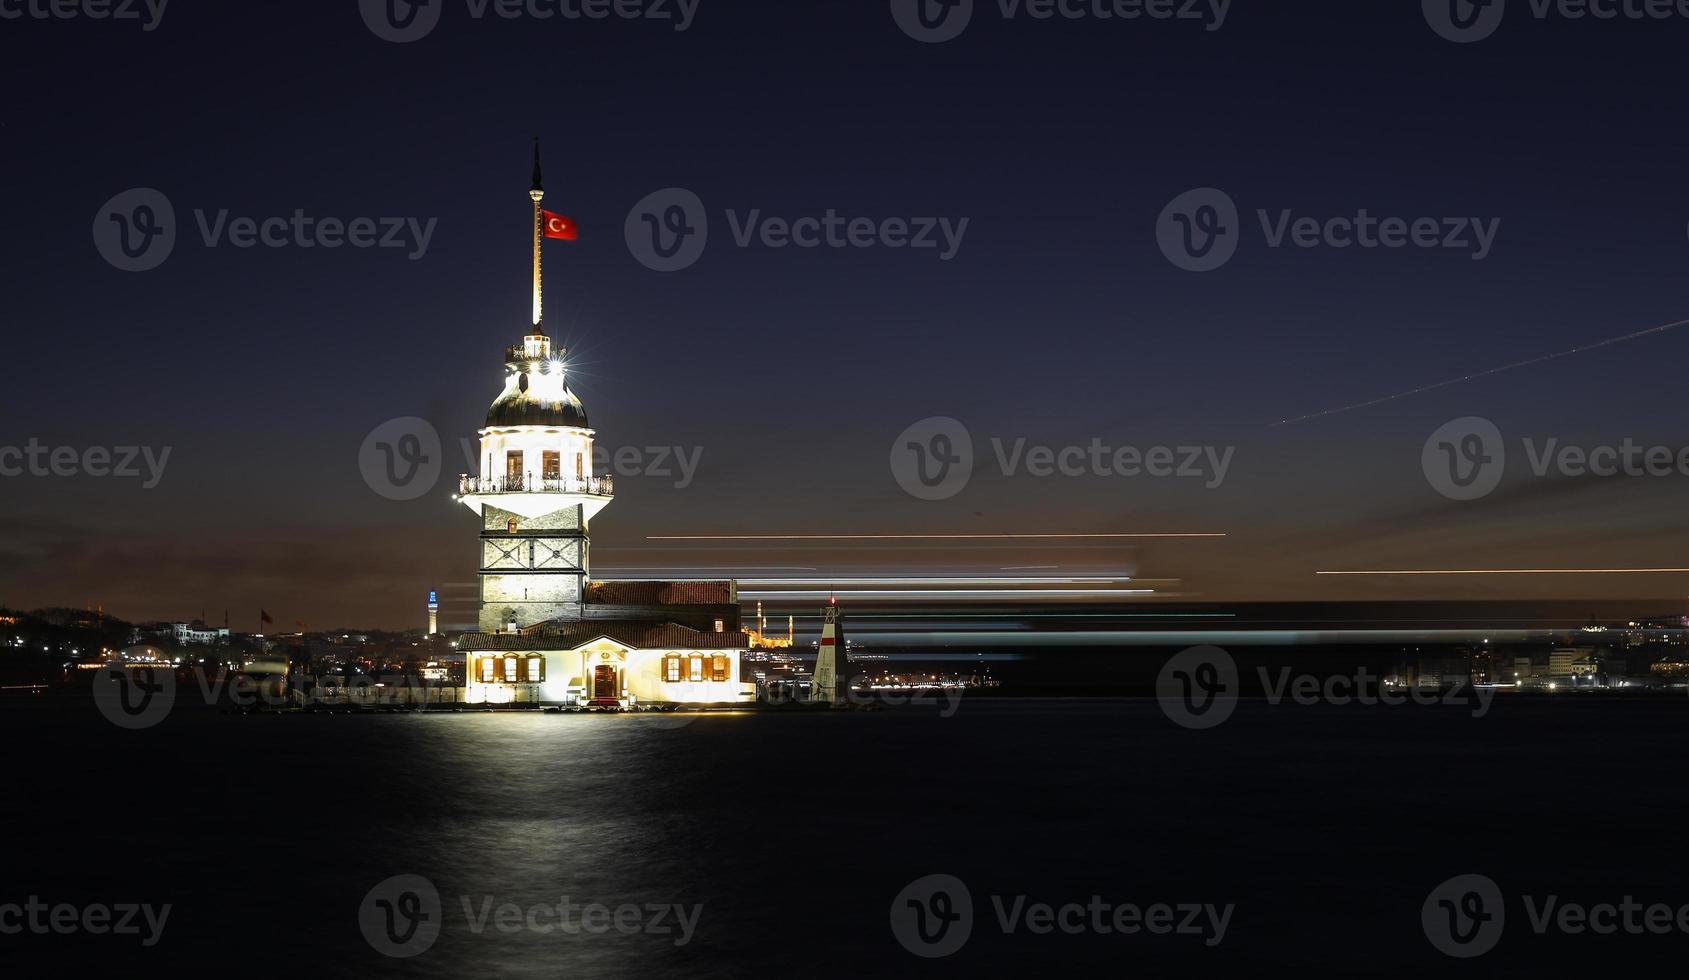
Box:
left=460, top=474, right=613, bottom=497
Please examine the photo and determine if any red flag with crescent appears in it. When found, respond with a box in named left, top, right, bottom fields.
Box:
left=542, top=210, right=577, bottom=241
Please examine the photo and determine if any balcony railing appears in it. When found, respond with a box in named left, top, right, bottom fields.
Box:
left=459, top=474, right=613, bottom=496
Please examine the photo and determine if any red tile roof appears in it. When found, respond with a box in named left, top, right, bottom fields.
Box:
left=459, top=620, right=749, bottom=651
left=587, top=580, right=735, bottom=605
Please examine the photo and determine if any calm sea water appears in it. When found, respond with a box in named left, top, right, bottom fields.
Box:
left=6, top=697, right=1688, bottom=976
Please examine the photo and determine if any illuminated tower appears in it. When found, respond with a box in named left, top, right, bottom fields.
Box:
left=456, top=142, right=613, bottom=633
left=427, top=590, right=438, bottom=635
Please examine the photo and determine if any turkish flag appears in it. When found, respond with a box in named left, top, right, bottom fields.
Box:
left=542, top=210, right=578, bottom=241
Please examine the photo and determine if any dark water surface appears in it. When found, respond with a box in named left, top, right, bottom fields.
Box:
left=5, top=698, right=1688, bottom=976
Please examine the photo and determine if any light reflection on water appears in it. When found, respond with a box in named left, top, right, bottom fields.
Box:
left=10, top=700, right=1689, bottom=976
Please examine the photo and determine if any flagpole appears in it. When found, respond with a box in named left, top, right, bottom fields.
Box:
left=530, top=137, right=544, bottom=330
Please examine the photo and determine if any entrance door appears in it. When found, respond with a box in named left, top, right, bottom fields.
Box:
left=592, top=665, right=618, bottom=701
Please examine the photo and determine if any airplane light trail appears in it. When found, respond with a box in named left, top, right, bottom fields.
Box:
left=1273, top=315, right=1689, bottom=425
left=732, top=577, right=1130, bottom=586
left=1317, top=568, right=1689, bottom=575
left=736, top=589, right=1156, bottom=599
left=646, top=532, right=1225, bottom=540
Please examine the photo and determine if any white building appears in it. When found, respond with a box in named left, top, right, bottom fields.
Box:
left=451, top=142, right=752, bottom=707
left=172, top=622, right=230, bottom=645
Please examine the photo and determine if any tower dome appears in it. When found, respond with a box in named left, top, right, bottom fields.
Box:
left=485, top=332, right=589, bottom=428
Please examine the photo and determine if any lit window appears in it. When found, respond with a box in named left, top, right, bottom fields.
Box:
left=542, top=451, right=560, bottom=480
left=507, top=518, right=519, bottom=533
left=527, top=657, right=544, bottom=682
left=711, top=654, right=729, bottom=682
left=713, top=619, right=724, bottom=633
left=688, top=655, right=704, bottom=682
left=480, top=658, right=494, bottom=682
left=664, top=655, right=681, bottom=682
left=504, top=657, right=517, bottom=681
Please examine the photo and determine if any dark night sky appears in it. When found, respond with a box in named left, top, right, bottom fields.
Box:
left=3, top=1, right=1689, bottom=628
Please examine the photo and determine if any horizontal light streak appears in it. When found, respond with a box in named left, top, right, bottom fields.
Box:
left=597, top=566, right=820, bottom=572
left=734, top=577, right=1129, bottom=586
left=646, top=532, right=1225, bottom=541
left=817, top=629, right=1584, bottom=646
left=737, top=589, right=1155, bottom=599
left=1318, top=568, right=1689, bottom=576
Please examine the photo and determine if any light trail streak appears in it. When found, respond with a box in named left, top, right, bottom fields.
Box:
left=646, top=532, right=1225, bottom=541
left=1272, top=316, right=1689, bottom=425
left=737, top=589, right=1156, bottom=599
left=1317, top=568, right=1689, bottom=575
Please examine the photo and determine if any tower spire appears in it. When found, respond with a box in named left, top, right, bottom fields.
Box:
left=529, top=137, right=545, bottom=332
